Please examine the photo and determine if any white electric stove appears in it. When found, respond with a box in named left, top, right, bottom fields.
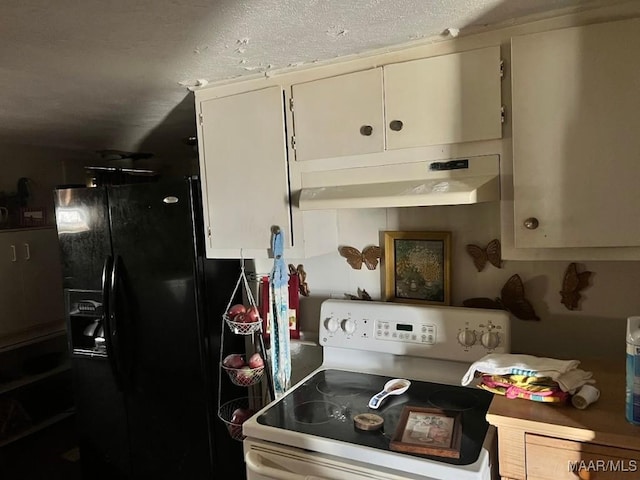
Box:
left=243, top=299, right=510, bottom=480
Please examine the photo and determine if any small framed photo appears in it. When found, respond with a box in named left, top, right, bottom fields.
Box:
left=19, top=207, right=47, bottom=227
left=390, top=406, right=462, bottom=458
left=384, top=231, right=451, bottom=305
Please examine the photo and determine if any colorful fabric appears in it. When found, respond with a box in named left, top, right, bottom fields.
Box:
left=479, top=374, right=569, bottom=403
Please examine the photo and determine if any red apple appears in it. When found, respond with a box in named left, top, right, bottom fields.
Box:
left=228, top=407, right=254, bottom=438
left=231, top=407, right=254, bottom=425
left=223, top=354, right=245, bottom=369
left=235, top=312, right=256, bottom=324
left=228, top=423, right=243, bottom=438
left=244, top=306, right=260, bottom=323
left=233, top=312, right=247, bottom=323
left=227, top=304, right=246, bottom=319
left=248, top=353, right=264, bottom=369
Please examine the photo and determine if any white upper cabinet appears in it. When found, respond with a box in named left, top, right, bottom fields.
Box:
left=384, top=46, right=503, bottom=150
left=290, top=46, right=502, bottom=162
left=511, top=18, right=640, bottom=249
left=198, top=86, right=292, bottom=257
left=291, top=68, right=384, bottom=162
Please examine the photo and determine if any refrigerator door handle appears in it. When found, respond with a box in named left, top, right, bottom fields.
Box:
left=110, top=255, right=126, bottom=390
left=102, top=255, right=123, bottom=390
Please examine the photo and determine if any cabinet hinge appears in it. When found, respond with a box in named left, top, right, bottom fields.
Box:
left=291, top=136, right=296, bottom=149
left=198, top=113, right=204, bottom=125
left=289, top=98, right=294, bottom=112
left=500, top=60, right=505, bottom=79
left=501, top=106, right=506, bottom=124
left=207, top=226, right=211, bottom=238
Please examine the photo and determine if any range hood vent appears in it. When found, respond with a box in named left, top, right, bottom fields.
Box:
left=297, top=155, right=500, bottom=210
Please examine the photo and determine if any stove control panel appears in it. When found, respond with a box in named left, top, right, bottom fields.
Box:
left=375, top=320, right=436, bottom=344
left=319, top=299, right=510, bottom=362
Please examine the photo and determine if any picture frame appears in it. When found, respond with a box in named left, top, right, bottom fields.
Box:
left=384, top=231, right=451, bottom=306
left=390, top=406, right=462, bottom=459
left=19, top=207, right=47, bottom=227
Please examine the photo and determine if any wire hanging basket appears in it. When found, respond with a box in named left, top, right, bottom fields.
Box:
left=223, top=266, right=263, bottom=335
left=223, top=313, right=262, bottom=335
left=221, top=355, right=265, bottom=387
left=217, top=254, right=275, bottom=442
left=218, top=396, right=262, bottom=442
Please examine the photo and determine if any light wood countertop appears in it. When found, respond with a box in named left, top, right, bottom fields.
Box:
left=486, top=358, right=640, bottom=451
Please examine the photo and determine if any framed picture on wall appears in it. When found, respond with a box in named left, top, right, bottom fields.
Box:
left=384, top=231, right=451, bottom=306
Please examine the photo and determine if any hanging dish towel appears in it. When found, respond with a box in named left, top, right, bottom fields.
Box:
left=270, top=230, right=291, bottom=397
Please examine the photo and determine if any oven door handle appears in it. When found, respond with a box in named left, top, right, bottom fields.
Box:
left=245, top=451, right=328, bottom=480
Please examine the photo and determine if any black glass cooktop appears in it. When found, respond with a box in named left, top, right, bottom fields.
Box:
left=257, top=369, right=493, bottom=466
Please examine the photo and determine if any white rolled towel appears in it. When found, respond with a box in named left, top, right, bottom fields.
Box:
left=555, top=369, right=595, bottom=393
left=461, top=353, right=581, bottom=386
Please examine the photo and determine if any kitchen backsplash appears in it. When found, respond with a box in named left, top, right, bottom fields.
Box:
left=253, top=203, right=640, bottom=361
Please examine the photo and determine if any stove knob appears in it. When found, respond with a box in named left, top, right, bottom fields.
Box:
left=481, top=331, right=501, bottom=350
left=341, top=318, right=356, bottom=335
left=457, top=328, right=477, bottom=347
left=324, top=317, right=339, bottom=333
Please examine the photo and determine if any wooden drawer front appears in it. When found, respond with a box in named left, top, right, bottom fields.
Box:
left=526, top=434, right=640, bottom=480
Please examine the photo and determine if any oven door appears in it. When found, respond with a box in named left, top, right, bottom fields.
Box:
left=244, top=438, right=439, bottom=480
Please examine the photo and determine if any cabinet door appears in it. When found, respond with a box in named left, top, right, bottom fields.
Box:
left=291, top=68, right=384, bottom=161
left=384, top=46, right=502, bottom=150
left=0, top=232, right=26, bottom=338
left=18, top=228, right=64, bottom=330
left=512, top=18, right=640, bottom=248
left=199, top=86, right=291, bottom=253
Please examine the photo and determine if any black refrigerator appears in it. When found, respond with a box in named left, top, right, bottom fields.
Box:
left=53, top=177, right=246, bottom=479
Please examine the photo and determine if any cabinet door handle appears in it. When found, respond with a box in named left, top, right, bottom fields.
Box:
left=389, top=120, right=404, bottom=131
left=10, top=244, right=17, bottom=262
left=24, top=243, right=31, bottom=260
left=523, top=217, right=539, bottom=230
left=360, top=125, right=373, bottom=136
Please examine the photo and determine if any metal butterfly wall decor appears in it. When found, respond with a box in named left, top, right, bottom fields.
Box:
left=338, top=245, right=381, bottom=270
left=559, top=263, right=592, bottom=311
left=463, top=274, right=540, bottom=321
left=466, top=239, right=502, bottom=272
left=344, top=288, right=372, bottom=301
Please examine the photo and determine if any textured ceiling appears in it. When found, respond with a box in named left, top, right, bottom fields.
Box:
left=0, top=0, right=621, bottom=164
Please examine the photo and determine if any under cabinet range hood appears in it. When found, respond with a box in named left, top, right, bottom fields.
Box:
left=297, top=154, right=500, bottom=210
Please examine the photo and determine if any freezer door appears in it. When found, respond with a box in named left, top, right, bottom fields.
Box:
left=72, top=356, right=131, bottom=479
left=54, top=186, right=112, bottom=290
left=106, top=180, right=218, bottom=478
